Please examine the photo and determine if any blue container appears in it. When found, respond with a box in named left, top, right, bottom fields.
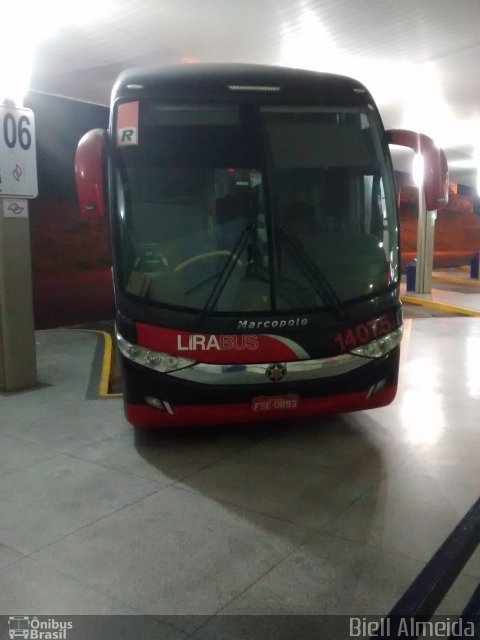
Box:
left=471, top=253, right=480, bottom=279
left=406, top=259, right=417, bottom=291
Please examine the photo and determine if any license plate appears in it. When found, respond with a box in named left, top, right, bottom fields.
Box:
left=252, top=394, right=300, bottom=412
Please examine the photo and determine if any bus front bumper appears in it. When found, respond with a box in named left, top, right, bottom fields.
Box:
left=121, top=347, right=400, bottom=428
left=125, top=384, right=397, bottom=428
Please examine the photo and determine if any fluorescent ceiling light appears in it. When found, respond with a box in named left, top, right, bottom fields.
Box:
left=412, top=154, right=424, bottom=187
left=279, top=5, right=478, bottom=161
left=0, top=0, right=113, bottom=103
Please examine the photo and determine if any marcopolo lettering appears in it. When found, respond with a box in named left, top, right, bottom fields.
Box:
left=237, top=317, right=308, bottom=331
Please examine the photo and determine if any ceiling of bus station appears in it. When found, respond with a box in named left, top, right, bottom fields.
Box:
left=27, top=0, right=480, bottom=184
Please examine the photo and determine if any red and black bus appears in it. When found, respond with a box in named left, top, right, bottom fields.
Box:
left=76, top=64, right=448, bottom=428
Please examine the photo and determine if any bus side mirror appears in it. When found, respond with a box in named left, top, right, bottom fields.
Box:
left=386, top=129, right=449, bottom=211
left=75, top=128, right=106, bottom=219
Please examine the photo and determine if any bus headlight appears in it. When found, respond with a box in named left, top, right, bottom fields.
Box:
left=116, top=333, right=195, bottom=373
left=350, top=326, right=403, bottom=359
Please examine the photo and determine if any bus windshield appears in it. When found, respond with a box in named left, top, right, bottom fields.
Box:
left=114, top=102, right=398, bottom=314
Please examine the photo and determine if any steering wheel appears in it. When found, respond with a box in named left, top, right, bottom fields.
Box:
left=174, top=250, right=246, bottom=273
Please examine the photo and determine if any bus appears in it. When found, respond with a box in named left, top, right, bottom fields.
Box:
left=75, top=64, right=448, bottom=428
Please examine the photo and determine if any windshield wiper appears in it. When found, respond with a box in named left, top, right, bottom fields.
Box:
left=197, top=224, right=254, bottom=328
left=276, top=227, right=347, bottom=319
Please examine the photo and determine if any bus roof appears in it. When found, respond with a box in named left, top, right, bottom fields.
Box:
left=112, top=63, right=376, bottom=109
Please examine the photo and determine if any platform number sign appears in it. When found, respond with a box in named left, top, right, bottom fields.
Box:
left=0, top=105, right=38, bottom=198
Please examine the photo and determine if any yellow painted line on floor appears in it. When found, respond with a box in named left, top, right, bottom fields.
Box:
left=401, top=295, right=480, bottom=317
left=78, top=329, right=122, bottom=398
left=432, top=273, right=480, bottom=287
left=98, top=331, right=122, bottom=397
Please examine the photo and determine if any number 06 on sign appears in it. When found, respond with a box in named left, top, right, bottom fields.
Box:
left=0, top=105, right=38, bottom=199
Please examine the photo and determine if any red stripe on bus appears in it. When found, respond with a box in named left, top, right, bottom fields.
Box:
left=125, top=385, right=397, bottom=428
left=136, top=322, right=302, bottom=364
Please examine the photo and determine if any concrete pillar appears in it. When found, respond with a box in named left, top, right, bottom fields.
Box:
left=415, top=187, right=437, bottom=293
left=0, top=198, right=37, bottom=390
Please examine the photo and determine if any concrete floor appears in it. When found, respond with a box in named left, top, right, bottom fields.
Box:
left=1, top=319, right=480, bottom=636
